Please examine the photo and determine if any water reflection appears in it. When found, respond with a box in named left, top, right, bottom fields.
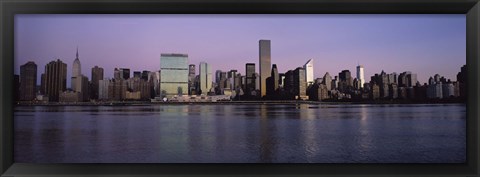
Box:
left=14, top=104, right=466, bottom=163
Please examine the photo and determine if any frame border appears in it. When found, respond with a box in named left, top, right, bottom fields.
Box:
left=1, top=0, right=478, bottom=176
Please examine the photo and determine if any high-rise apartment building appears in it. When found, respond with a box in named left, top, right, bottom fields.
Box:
left=304, top=59, right=314, bottom=86
left=19, top=61, right=37, bottom=101
left=160, top=53, right=189, bottom=98
left=44, top=59, right=67, bottom=102
left=259, top=39, right=271, bottom=97
left=199, top=62, right=212, bottom=94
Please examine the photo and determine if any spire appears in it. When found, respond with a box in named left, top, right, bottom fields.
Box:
left=76, top=46, right=79, bottom=59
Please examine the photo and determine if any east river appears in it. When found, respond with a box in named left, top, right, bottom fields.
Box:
left=14, top=103, right=466, bottom=163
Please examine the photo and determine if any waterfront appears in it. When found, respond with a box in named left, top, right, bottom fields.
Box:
left=14, top=103, right=466, bottom=163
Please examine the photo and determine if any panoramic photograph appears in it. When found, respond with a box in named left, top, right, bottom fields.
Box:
left=14, top=14, right=466, bottom=163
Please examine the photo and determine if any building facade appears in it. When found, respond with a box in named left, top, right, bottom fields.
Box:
left=303, top=59, right=314, bottom=86
left=259, top=39, right=271, bottom=97
left=19, top=61, right=37, bottom=101
left=160, top=53, right=189, bottom=98
left=199, top=62, right=213, bottom=94
left=356, top=65, right=364, bottom=88
left=44, top=59, right=67, bottom=102
left=91, top=66, right=104, bottom=100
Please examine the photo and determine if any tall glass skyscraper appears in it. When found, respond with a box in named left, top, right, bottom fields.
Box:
left=259, top=39, right=271, bottom=97
left=199, top=62, right=212, bottom=94
left=356, top=65, right=364, bottom=88
left=160, top=53, right=189, bottom=98
left=304, top=59, right=314, bottom=86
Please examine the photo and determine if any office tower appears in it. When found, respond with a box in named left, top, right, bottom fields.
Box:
left=266, top=64, right=279, bottom=96
left=114, top=68, right=121, bottom=80
left=245, top=63, right=256, bottom=94
left=408, top=73, right=417, bottom=87
left=133, top=71, right=141, bottom=78
left=148, top=71, right=160, bottom=98
left=259, top=39, right=271, bottom=97
left=120, top=68, right=130, bottom=80
left=356, top=65, right=364, bottom=88
left=73, top=47, right=81, bottom=78
left=388, top=72, right=398, bottom=85
left=75, top=75, right=90, bottom=101
left=228, top=69, right=238, bottom=89
left=293, top=67, right=307, bottom=99
left=284, top=70, right=294, bottom=95
left=271, top=64, right=279, bottom=91
left=199, top=62, right=212, bottom=94
left=219, top=72, right=227, bottom=89
left=91, top=66, right=104, bottom=100
left=303, top=59, right=314, bottom=86
left=44, top=59, right=67, bottom=102
left=189, top=65, right=197, bottom=95
left=141, top=71, right=150, bottom=81
left=72, top=48, right=81, bottom=90
left=160, top=54, right=189, bottom=98
left=255, top=73, right=260, bottom=91
left=215, top=70, right=222, bottom=84
left=322, top=72, right=332, bottom=91
left=339, top=70, right=352, bottom=91
left=19, top=61, right=37, bottom=101
left=98, top=79, right=110, bottom=100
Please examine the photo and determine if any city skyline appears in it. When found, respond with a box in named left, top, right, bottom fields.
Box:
left=15, top=14, right=465, bottom=85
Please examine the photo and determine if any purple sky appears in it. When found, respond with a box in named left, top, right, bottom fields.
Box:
left=15, top=14, right=465, bottom=86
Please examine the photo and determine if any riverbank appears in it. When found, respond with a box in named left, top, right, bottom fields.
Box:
left=15, top=99, right=466, bottom=106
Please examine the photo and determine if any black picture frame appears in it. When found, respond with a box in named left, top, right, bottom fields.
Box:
left=1, top=0, right=479, bottom=176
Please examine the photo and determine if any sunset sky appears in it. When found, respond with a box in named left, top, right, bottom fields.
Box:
left=15, top=14, right=465, bottom=86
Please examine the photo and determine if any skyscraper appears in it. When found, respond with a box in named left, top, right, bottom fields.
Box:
left=356, top=65, right=364, bottom=88
left=45, top=59, right=67, bottom=102
left=72, top=47, right=81, bottom=90
left=120, top=68, right=130, bottom=80
left=19, top=61, right=37, bottom=101
left=199, top=62, right=212, bottom=94
left=91, top=66, right=104, bottom=100
left=303, top=59, right=314, bottom=86
left=322, top=72, right=332, bottom=91
left=72, top=47, right=81, bottom=78
left=189, top=64, right=196, bottom=95
left=259, top=39, right=271, bottom=97
left=245, top=63, right=256, bottom=95
left=160, top=53, right=189, bottom=98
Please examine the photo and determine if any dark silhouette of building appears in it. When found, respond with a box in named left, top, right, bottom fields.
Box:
left=44, top=59, right=67, bottom=102
left=245, top=63, right=256, bottom=96
left=91, top=66, right=104, bottom=100
left=293, top=67, right=307, bottom=100
left=20, top=61, right=37, bottom=101
left=133, top=71, right=141, bottom=78
left=338, top=70, right=353, bottom=92
left=14, top=75, right=19, bottom=101
left=457, top=65, right=466, bottom=98
left=266, top=64, right=279, bottom=97
left=141, top=70, right=150, bottom=81
left=120, top=68, right=130, bottom=80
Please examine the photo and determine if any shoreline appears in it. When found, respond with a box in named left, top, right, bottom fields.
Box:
left=15, top=100, right=466, bottom=106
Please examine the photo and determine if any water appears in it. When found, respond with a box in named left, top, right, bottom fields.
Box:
left=14, top=103, right=466, bottom=163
